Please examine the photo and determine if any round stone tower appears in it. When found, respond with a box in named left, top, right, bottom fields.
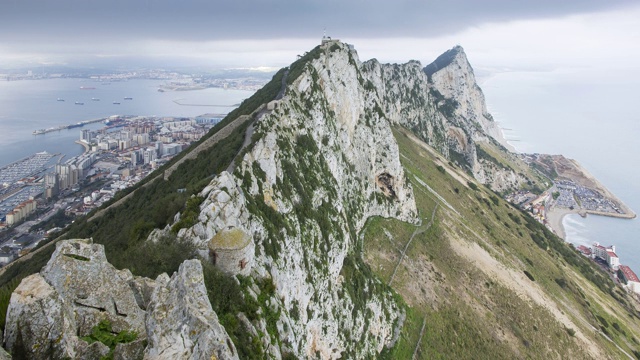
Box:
left=208, top=227, right=254, bottom=276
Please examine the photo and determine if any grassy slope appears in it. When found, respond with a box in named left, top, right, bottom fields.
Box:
left=368, top=126, right=640, bottom=359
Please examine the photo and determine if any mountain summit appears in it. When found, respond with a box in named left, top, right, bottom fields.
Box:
left=1, top=41, right=639, bottom=359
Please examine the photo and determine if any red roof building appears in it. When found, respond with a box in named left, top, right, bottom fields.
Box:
left=619, top=265, right=640, bottom=283
left=577, top=245, right=592, bottom=256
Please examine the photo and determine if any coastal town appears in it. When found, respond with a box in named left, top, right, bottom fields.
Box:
left=1, top=67, right=271, bottom=92
left=506, top=173, right=639, bottom=301
left=0, top=112, right=226, bottom=265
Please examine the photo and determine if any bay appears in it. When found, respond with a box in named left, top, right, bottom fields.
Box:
left=482, top=68, right=640, bottom=274
left=0, top=78, right=255, bottom=167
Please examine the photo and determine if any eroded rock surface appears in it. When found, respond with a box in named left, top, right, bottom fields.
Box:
left=144, top=260, right=238, bottom=360
left=3, top=239, right=236, bottom=360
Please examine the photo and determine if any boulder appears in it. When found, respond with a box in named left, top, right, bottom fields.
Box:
left=144, top=260, right=238, bottom=360
left=41, top=238, right=146, bottom=336
left=3, top=273, right=78, bottom=359
left=3, top=239, right=149, bottom=359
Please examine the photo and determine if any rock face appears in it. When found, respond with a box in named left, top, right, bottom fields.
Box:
left=41, top=239, right=146, bottom=336
left=174, top=41, right=418, bottom=359
left=361, top=45, right=529, bottom=193
left=3, top=239, right=236, bottom=360
left=173, top=40, right=535, bottom=358
left=424, top=45, right=505, bottom=146
left=144, top=260, right=238, bottom=360
left=423, top=46, right=529, bottom=192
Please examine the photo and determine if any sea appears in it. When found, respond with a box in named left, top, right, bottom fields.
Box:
left=482, top=68, right=640, bottom=275
left=0, top=78, right=254, bottom=168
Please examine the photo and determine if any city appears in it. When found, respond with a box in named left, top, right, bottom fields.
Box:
left=0, top=112, right=226, bottom=266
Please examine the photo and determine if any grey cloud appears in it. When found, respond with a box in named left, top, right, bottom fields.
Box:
left=1, top=0, right=638, bottom=43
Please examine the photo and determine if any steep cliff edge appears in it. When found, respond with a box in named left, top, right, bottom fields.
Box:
left=177, top=42, right=418, bottom=358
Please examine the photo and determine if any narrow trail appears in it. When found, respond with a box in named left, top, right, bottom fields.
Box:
left=388, top=204, right=438, bottom=286
left=412, top=318, right=427, bottom=360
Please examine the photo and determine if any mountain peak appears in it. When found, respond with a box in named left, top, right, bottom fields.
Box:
left=423, top=45, right=467, bottom=77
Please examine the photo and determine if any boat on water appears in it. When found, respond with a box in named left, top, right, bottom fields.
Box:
left=75, top=102, right=84, bottom=105
left=79, top=86, right=95, bottom=90
left=33, top=129, right=46, bottom=135
left=124, top=97, right=133, bottom=100
left=113, top=101, right=121, bottom=105
left=91, top=98, right=100, bottom=101
left=57, top=98, right=65, bottom=102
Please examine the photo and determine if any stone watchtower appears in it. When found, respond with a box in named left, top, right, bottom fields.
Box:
left=208, top=227, right=254, bottom=276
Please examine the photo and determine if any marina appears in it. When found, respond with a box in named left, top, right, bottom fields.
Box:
left=0, top=151, right=56, bottom=185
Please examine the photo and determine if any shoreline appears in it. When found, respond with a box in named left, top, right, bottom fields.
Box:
left=546, top=206, right=636, bottom=241
left=74, top=140, right=91, bottom=154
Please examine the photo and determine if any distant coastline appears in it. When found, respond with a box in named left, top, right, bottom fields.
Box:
left=544, top=156, right=636, bottom=240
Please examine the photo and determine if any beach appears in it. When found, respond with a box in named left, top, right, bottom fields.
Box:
left=546, top=207, right=579, bottom=240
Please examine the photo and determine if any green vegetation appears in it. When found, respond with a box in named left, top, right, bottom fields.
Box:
left=80, top=320, right=138, bottom=360
left=287, top=46, right=322, bottom=86
left=366, top=127, right=640, bottom=359
left=171, top=196, right=205, bottom=234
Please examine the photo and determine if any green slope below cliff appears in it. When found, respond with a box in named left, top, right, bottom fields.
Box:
left=367, top=126, right=640, bottom=359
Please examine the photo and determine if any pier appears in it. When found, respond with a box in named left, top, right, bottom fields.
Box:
left=32, top=118, right=106, bottom=135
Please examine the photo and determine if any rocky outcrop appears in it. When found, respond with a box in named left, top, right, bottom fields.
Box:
left=3, top=272, right=78, bottom=359
left=3, top=238, right=145, bottom=359
left=423, top=46, right=532, bottom=192
left=41, top=239, right=146, bottom=337
left=425, top=46, right=505, bottom=146
left=144, top=260, right=238, bottom=360
left=3, top=239, right=236, bottom=360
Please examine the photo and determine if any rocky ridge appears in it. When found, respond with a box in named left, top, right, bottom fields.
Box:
left=3, top=239, right=236, bottom=360
left=3, top=40, right=629, bottom=359
left=364, top=45, right=531, bottom=192
left=177, top=41, right=418, bottom=358
left=169, top=41, right=548, bottom=357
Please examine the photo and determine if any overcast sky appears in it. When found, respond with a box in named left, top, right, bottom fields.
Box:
left=1, top=1, right=639, bottom=72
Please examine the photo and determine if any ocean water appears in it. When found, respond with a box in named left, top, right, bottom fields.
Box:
left=0, top=78, right=254, bottom=167
left=482, top=68, right=640, bottom=274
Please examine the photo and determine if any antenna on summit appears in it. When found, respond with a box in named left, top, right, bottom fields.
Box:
left=321, top=27, right=338, bottom=45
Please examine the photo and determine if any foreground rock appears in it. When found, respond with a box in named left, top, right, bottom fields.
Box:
left=144, top=260, right=238, bottom=360
left=3, top=239, right=236, bottom=360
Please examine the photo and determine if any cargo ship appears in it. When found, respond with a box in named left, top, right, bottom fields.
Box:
left=75, top=102, right=84, bottom=105
left=124, top=97, right=133, bottom=100
left=79, top=86, right=96, bottom=90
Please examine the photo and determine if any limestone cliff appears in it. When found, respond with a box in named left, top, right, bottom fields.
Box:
left=179, top=41, right=418, bottom=359
left=173, top=41, right=543, bottom=358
